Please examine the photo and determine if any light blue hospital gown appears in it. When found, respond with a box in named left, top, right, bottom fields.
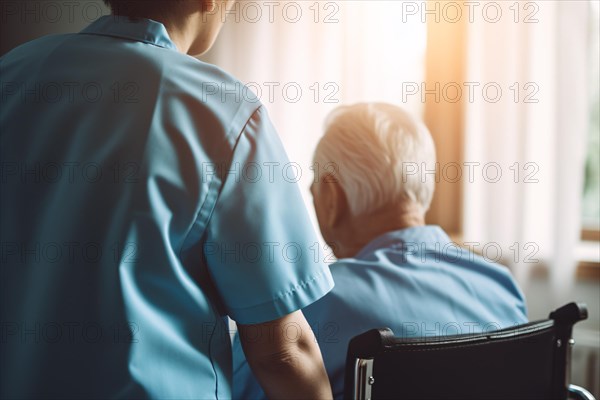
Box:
left=0, top=15, right=333, bottom=399
left=233, top=226, right=527, bottom=399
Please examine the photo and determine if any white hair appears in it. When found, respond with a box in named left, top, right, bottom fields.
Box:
left=313, top=102, right=437, bottom=216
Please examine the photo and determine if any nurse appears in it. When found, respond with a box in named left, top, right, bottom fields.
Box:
left=0, top=0, right=334, bottom=398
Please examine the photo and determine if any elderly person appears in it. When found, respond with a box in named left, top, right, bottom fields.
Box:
left=233, top=102, right=527, bottom=399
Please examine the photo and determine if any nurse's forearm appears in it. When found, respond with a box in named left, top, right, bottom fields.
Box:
left=237, top=310, right=333, bottom=400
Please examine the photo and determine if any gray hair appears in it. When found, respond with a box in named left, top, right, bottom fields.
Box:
left=313, top=103, right=436, bottom=215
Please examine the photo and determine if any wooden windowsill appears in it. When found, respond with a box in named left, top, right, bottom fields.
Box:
left=576, top=261, right=600, bottom=281
left=581, top=229, right=600, bottom=242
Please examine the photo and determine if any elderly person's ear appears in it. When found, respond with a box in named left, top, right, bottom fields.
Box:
left=319, top=173, right=351, bottom=229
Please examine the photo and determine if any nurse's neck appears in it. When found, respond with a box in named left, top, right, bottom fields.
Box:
left=141, top=1, right=223, bottom=56
left=162, top=17, right=204, bottom=55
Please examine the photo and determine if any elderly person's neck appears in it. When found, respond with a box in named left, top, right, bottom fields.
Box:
left=334, top=202, right=425, bottom=259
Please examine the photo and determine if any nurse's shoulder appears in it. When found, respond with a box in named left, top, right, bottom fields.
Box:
left=160, top=53, right=260, bottom=114
left=141, top=49, right=262, bottom=145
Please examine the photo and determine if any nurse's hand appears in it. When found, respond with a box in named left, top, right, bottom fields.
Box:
left=237, top=310, right=333, bottom=400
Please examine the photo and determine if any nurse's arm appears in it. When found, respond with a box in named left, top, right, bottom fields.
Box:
left=237, top=310, right=333, bottom=400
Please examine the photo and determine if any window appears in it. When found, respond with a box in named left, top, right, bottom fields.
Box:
left=581, top=0, right=600, bottom=238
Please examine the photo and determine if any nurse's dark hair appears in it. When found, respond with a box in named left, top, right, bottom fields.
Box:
left=103, top=0, right=185, bottom=19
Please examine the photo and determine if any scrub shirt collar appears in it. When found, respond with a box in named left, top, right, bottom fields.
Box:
left=80, top=15, right=178, bottom=51
left=354, top=225, right=452, bottom=259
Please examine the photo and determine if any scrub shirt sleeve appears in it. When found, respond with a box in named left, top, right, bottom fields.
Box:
left=203, top=105, right=334, bottom=325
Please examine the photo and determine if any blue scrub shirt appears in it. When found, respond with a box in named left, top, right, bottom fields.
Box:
left=233, top=226, right=528, bottom=399
left=0, top=16, right=333, bottom=399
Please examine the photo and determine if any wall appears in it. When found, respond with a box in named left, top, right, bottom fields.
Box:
left=0, top=0, right=109, bottom=56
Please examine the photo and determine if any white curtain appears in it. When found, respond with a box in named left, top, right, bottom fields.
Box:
left=462, top=1, right=592, bottom=301
left=201, top=1, right=594, bottom=299
left=201, top=1, right=427, bottom=232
